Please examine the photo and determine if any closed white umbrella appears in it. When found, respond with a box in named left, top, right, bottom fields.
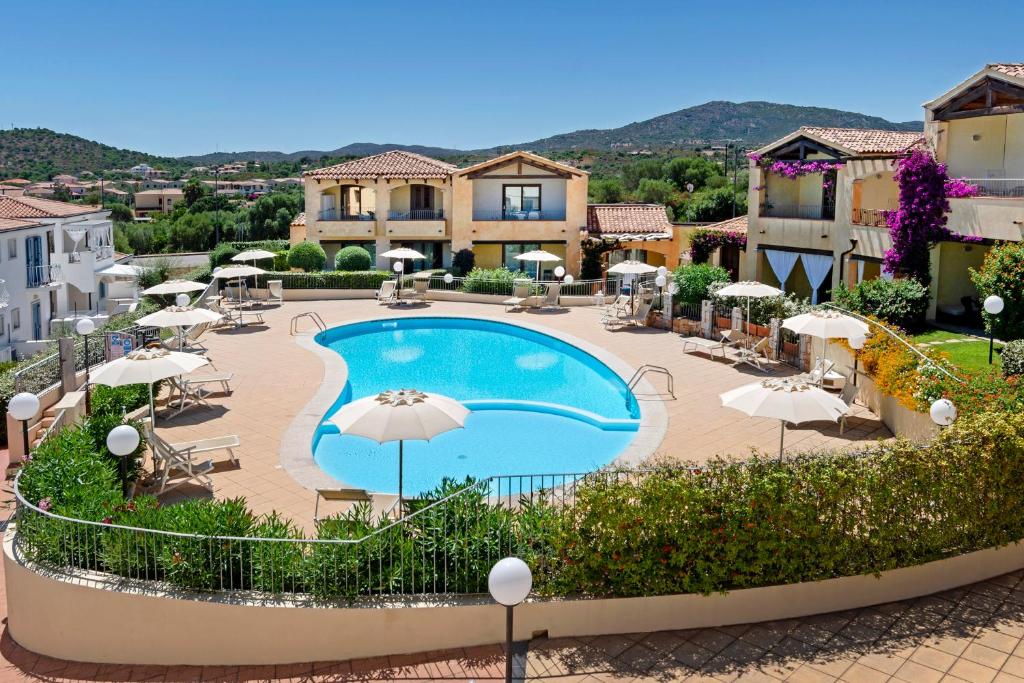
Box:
left=136, top=305, right=223, bottom=350
left=720, top=377, right=848, bottom=459
left=328, top=389, right=469, bottom=505
left=91, top=347, right=210, bottom=424
left=142, top=279, right=208, bottom=296
left=514, top=249, right=562, bottom=281
left=716, top=281, right=783, bottom=335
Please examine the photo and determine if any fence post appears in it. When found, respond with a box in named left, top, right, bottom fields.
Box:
left=59, top=337, right=76, bottom=396
left=661, top=291, right=673, bottom=329
left=799, top=334, right=811, bottom=371
left=770, top=317, right=781, bottom=360
left=700, top=300, right=713, bottom=339
left=731, top=306, right=743, bottom=331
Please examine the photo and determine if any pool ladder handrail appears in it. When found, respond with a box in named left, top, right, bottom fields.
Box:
left=626, top=364, right=675, bottom=400
left=290, top=311, right=327, bottom=335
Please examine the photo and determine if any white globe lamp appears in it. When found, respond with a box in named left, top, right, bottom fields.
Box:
left=76, top=317, right=97, bottom=414
left=443, top=272, right=454, bottom=285
left=554, top=265, right=566, bottom=279
left=655, top=275, right=667, bottom=288
left=392, top=261, right=404, bottom=273
left=175, top=293, right=190, bottom=307
left=930, top=398, right=957, bottom=427
left=489, top=557, right=533, bottom=683
left=9, top=391, right=40, bottom=458
left=563, top=274, right=574, bottom=285
left=75, top=318, right=95, bottom=336
left=656, top=265, right=668, bottom=278
left=107, top=424, right=141, bottom=498
left=983, top=295, right=1005, bottom=364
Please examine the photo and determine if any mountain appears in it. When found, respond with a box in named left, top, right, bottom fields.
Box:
left=0, top=128, right=186, bottom=179
left=504, top=101, right=923, bottom=152
left=181, top=142, right=464, bottom=165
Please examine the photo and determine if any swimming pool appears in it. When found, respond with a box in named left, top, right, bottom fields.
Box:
left=313, top=317, right=639, bottom=494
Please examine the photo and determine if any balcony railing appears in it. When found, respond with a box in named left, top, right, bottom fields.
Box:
left=95, top=245, right=114, bottom=260
left=318, top=209, right=374, bottom=221
left=759, top=202, right=836, bottom=220
left=387, top=209, right=445, bottom=221
left=851, top=208, right=891, bottom=227
left=26, top=264, right=62, bottom=288
left=472, top=209, right=566, bottom=221
left=953, top=178, right=1024, bottom=198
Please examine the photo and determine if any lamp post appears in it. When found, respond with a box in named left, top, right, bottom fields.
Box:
left=984, top=295, right=1004, bottom=365
left=75, top=317, right=96, bottom=414
left=930, top=398, right=957, bottom=428
left=107, top=424, right=141, bottom=499
left=488, top=557, right=533, bottom=683
left=393, top=261, right=405, bottom=303
left=443, top=272, right=454, bottom=289
left=9, top=392, right=40, bottom=459
left=848, top=334, right=866, bottom=387
left=553, top=265, right=565, bottom=283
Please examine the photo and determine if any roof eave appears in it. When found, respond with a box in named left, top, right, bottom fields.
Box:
left=923, top=66, right=1024, bottom=110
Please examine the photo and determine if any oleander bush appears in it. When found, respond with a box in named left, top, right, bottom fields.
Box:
left=286, top=242, right=326, bottom=272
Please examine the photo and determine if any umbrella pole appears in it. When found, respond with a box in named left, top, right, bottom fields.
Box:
left=779, top=419, right=785, bottom=461
left=149, top=383, right=155, bottom=427
left=398, top=439, right=404, bottom=513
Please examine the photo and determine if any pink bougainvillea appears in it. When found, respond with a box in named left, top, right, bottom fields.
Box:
left=944, top=178, right=981, bottom=198
left=689, top=228, right=747, bottom=264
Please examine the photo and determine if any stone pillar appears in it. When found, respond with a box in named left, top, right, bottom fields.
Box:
left=59, top=337, right=76, bottom=395
left=769, top=318, right=781, bottom=360
left=731, top=306, right=744, bottom=331
left=700, top=300, right=713, bottom=339
left=661, top=292, right=673, bottom=328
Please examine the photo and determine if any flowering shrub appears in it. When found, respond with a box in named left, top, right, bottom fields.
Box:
left=971, top=241, right=1024, bottom=340
left=945, top=178, right=981, bottom=198
left=884, top=151, right=952, bottom=285
left=688, top=228, right=747, bottom=264
left=1002, top=340, right=1024, bottom=378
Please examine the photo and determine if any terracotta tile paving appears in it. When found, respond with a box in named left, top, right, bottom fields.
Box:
left=7, top=300, right=1022, bottom=681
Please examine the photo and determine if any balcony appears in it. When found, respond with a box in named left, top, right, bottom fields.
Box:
left=954, top=178, right=1024, bottom=199
left=318, top=209, right=374, bottom=221
left=387, top=209, right=444, bottom=221
left=472, top=209, right=566, bottom=221
left=759, top=202, right=836, bottom=221
left=26, top=264, right=62, bottom=289
left=851, top=208, right=891, bottom=227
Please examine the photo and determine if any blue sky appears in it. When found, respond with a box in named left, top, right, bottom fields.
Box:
left=4, top=0, right=1022, bottom=157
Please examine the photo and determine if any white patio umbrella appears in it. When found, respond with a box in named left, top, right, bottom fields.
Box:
left=380, top=248, right=426, bottom=302
left=783, top=310, right=870, bottom=384
left=720, top=377, right=848, bottom=459
left=213, top=265, right=266, bottom=304
left=607, top=260, right=658, bottom=311
left=231, top=249, right=276, bottom=266
left=514, top=249, right=562, bottom=281
left=328, top=389, right=469, bottom=506
left=716, top=281, right=783, bottom=335
left=97, top=263, right=147, bottom=279
left=136, top=305, right=223, bottom=350
left=142, top=279, right=208, bottom=296
left=90, top=347, right=210, bottom=424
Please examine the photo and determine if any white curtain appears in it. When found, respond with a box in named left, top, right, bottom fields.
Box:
left=764, top=249, right=799, bottom=292
left=801, top=253, right=833, bottom=305
left=856, top=260, right=865, bottom=284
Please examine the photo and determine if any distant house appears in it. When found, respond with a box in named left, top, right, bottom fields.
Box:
left=134, top=188, right=184, bottom=216
left=130, top=164, right=155, bottom=177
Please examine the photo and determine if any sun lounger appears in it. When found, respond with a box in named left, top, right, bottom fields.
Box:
left=376, top=280, right=397, bottom=305
left=147, top=429, right=240, bottom=494
left=525, top=282, right=561, bottom=309
left=184, top=371, right=233, bottom=396
left=503, top=281, right=532, bottom=312
left=681, top=336, right=730, bottom=359
left=267, top=279, right=284, bottom=304
left=165, top=376, right=212, bottom=417
left=313, top=488, right=371, bottom=522
left=401, top=278, right=430, bottom=302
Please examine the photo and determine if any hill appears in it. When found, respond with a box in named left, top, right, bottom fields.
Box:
left=0, top=128, right=187, bottom=180
left=181, top=142, right=464, bottom=165
left=505, top=101, right=922, bottom=152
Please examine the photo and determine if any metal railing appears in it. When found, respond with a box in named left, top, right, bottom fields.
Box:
left=387, top=209, right=444, bottom=221
left=12, top=323, right=143, bottom=395
left=94, top=245, right=114, bottom=261
left=627, top=365, right=674, bottom=399
left=317, top=209, right=374, bottom=221
left=472, top=209, right=567, bottom=221
left=290, top=311, right=326, bottom=335
left=419, top=273, right=659, bottom=299
left=11, top=469, right=644, bottom=597
left=850, top=208, right=891, bottom=227
left=26, top=264, right=62, bottom=288
left=953, top=178, right=1024, bottom=198
left=759, top=202, right=836, bottom=220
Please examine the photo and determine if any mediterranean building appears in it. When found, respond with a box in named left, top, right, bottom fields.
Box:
left=0, top=196, right=118, bottom=360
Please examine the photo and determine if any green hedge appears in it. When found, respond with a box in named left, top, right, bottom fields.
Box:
left=254, top=271, right=391, bottom=290
left=832, top=278, right=929, bottom=331
left=15, top=408, right=1024, bottom=599
left=228, top=239, right=289, bottom=253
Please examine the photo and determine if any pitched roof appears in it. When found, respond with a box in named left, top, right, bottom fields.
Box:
left=454, top=150, right=586, bottom=178
left=304, top=150, right=456, bottom=180
left=1, top=178, right=32, bottom=186
left=0, top=217, right=43, bottom=232
left=698, top=215, right=748, bottom=234
left=290, top=212, right=306, bottom=226
left=989, top=63, right=1024, bottom=80
left=799, top=127, right=924, bottom=155
left=0, top=195, right=102, bottom=220
left=587, top=204, right=673, bottom=237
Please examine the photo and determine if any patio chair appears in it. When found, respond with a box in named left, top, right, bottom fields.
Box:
left=804, top=357, right=845, bottom=390
left=376, top=280, right=397, bottom=305
left=183, top=371, right=233, bottom=396
left=149, top=432, right=215, bottom=494
left=503, top=281, right=532, bottom=312
left=599, top=294, right=632, bottom=328
left=205, top=297, right=232, bottom=329
left=267, top=279, right=284, bottom=304
left=402, top=278, right=430, bottom=303
left=681, top=329, right=745, bottom=359
left=165, top=375, right=212, bottom=417
left=838, top=381, right=859, bottom=434
left=525, top=282, right=562, bottom=309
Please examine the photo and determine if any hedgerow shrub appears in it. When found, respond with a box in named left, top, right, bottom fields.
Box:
left=287, top=242, right=326, bottom=272
left=708, top=281, right=808, bottom=325
left=228, top=239, right=289, bottom=253
left=672, top=263, right=729, bottom=305
left=461, top=267, right=529, bottom=295
left=335, top=246, right=372, bottom=271
left=832, top=278, right=929, bottom=331
left=208, top=243, right=239, bottom=269
left=1003, top=340, right=1024, bottom=377
left=255, top=271, right=390, bottom=290
left=972, top=241, right=1024, bottom=341
left=273, top=250, right=289, bottom=271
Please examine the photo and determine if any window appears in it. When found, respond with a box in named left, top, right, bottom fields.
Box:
left=11, top=308, right=19, bottom=330
left=502, top=185, right=541, bottom=217
left=503, top=243, right=541, bottom=272
left=0, top=314, right=5, bottom=337
left=7, top=238, right=16, bottom=259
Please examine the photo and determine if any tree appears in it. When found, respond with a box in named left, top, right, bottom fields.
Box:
left=247, top=191, right=301, bottom=240
left=452, top=249, right=475, bottom=276
left=635, top=178, right=677, bottom=205
left=971, top=241, right=1024, bottom=341
left=681, top=187, right=746, bottom=222
left=52, top=182, right=71, bottom=202
left=588, top=178, right=626, bottom=204
left=622, top=159, right=664, bottom=191
left=183, top=181, right=207, bottom=208
left=664, top=156, right=722, bottom=192
left=81, top=190, right=101, bottom=205
left=105, top=202, right=133, bottom=222
left=673, top=263, right=730, bottom=305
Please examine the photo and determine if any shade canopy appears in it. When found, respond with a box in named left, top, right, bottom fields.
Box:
left=380, top=248, right=426, bottom=260
left=91, top=347, right=210, bottom=424
left=782, top=310, right=870, bottom=340
left=720, top=377, right=847, bottom=424
left=716, top=281, right=783, bottom=299
left=142, top=279, right=208, bottom=296
left=97, top=264, right=146, bottom=279
left=514, top=249, right=562, bottom=263
left=607, top=260, right=657, bottom=275
left=213, top=265, right=265, bottom=279
left=329, top=389, right=468, bottom=443
left=135, top=305, right=223, bottom=329
left=232, top=249, right=276, bottom=262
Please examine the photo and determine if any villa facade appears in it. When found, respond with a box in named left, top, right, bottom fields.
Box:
left=295, top=149, right=590, bottom=274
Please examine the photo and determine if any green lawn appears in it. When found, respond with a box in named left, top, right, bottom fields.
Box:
left=911, top=327, right=1002, bottom=373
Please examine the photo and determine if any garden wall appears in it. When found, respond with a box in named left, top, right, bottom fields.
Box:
left=7, top=527, right=1022, bottom=666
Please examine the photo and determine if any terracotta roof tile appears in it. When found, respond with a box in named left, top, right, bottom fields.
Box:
left=800, top=127, right=925, bottom=155
left=0, top=217, right=43, bottom=232
left=989, top=63, right=1024, bottom=80
left=0, top=195, right=102, bottom=219
left=587, top=204, right=673, bottom=236
left=699, top=215, right=747, bottom=234
left=290, top=212, right=306, bottom=226
left=304, top=150, right=455, bottom=180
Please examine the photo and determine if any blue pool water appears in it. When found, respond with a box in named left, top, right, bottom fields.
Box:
left=312, top=317, right=639, bottom=494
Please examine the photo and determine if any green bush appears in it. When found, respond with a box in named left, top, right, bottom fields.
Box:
left=832, top=278, right=929, bottom=331
left=672, top=263, right=730, bottom=305
left=273, top=250, right=289, bottom=271
left=971, top=241, right=1024, bottom=340
left=335, top=246, right=372, bottom=271
left=209, top=243, right=239, bottom=269
left=180, top=264, right=213, bottom=284
left=228, top=239, right=289, bottom=253
left=708, top=281, right=808, bottom=326
left=255, top=271, right=391, bottom=290
left=1003, top=340, right=1024, bottom=377
left=461, top=267, right=529, bottom=295
left=287, top=242, right=326, bottom=272
left=452, top=248, right=475, bottom=276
